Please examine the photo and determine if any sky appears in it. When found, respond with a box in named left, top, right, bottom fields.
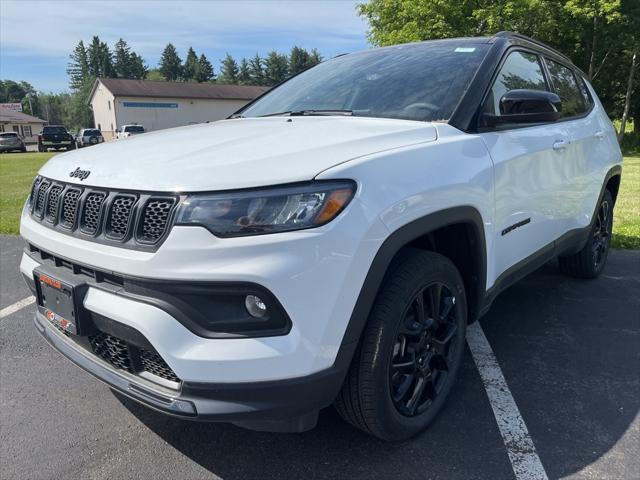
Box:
left=0, top=0, right=369, bottom=93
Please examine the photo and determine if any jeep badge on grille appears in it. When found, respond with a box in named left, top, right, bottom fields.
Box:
left=69, top=167, right=91, bottom=181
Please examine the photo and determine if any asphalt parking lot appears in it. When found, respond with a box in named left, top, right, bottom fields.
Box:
left=1, top=234, right=638, bottom=480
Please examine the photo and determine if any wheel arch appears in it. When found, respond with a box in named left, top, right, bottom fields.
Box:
left=605, top=169, right=621, bottom=205
left=341, top=206, right=487, bottom=349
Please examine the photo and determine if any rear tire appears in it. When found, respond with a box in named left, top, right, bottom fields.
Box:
left=335, top=249, right=467, bottom=441
left=559, top=190, right=613, bottom=279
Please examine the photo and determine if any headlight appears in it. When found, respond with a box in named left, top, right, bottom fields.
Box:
left=176, top=180, right=356, bottom=237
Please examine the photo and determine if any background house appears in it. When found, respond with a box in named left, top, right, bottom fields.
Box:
left=88, top=78, right=269, bottom=139
left=0, top=109, right=46, bottom=143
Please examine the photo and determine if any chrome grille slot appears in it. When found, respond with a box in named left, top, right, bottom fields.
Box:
left=34, top=180, right=50, bottom=217
left=106, top=195, right=136, bottom=240
left=80, top=192, right=107, bottom=235
left=60, top=188, right=82, bottom=228
left=45, top=185, right=63, bottom=223
left=138, top=197, right=176, bottom=244
left=29, top=177, right=43, bottom=213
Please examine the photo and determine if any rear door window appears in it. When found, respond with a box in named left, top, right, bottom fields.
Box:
left=545, top=59, right=586, bottom=118
left=485, top=51, right=548, bottom=116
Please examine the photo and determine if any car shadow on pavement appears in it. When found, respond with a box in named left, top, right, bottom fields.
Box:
left=114, top=348, right=516, bottom=480
left=117, top=252, right=640, bottom=480
left=477, top=255, right=640, bottom=480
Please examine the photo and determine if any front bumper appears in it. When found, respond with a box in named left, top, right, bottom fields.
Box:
left=20, top=202, right=388, bottom=382
left=34, top=310, right=348, bottom=431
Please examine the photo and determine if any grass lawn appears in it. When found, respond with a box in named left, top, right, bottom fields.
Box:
left=0, top=151, right=638, bottom=248
left=611, top=156, right=640, bottom=248
left=0, top=152, right=56, bottom=234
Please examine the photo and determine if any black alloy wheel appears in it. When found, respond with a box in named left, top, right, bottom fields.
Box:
left=335, top=249, right=467, bottom=441
left=390, top=282, right=461, bottom=417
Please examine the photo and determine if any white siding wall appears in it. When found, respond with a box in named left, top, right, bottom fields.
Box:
left=0, top=122, right=45, bottom=143
left=90, top=83, right=117, bottom=139
left=112, top=96, right=248, bottom=133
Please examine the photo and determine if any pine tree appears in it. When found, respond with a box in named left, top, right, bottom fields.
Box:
left=248, top=53, right=265, bottom=85
left=114, top=38, right=133, bottom=78
left=129, top=53, right=148, bottom=79
left=195, top=54, right=215, bottom=82
left=289, top=46, right=310, bottom=75
left=238, top=58, right=251, bottom=85
left=88, top=36, right=102, bottom=77
left=159, top=43, right=183, bottom=81
left=219, top=53, right=239, bottom=84
left=183, top=47, right=199, bottom=81
left=264, top=51, right=289, bottom=85
left=308, top=48, right=323, bottom=67
left=67, top=40, right=90, bottom=90
left=88, top=36, right=115, bottom=78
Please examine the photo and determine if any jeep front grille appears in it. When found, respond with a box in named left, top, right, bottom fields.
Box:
left=28, top=176, right=180, bottom=250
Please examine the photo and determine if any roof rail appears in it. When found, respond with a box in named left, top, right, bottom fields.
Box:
left=493, top=31, right=571, bottom=62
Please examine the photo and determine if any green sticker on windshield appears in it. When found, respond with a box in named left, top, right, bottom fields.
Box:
left=455, top=47, right=476, bottom=53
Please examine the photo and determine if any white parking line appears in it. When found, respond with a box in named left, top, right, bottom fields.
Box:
left=467, top=321, right=549, bottom=480
left=0, top=296, right=35, bottom=319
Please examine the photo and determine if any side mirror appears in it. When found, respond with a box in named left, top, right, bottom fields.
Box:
left=485, top=89, right=561, bottom=126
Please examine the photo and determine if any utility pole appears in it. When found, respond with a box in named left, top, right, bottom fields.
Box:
left=27, top=93, right=34, bottom=116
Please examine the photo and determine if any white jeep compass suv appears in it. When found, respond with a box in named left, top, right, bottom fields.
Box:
left=20, top=32, right=622, bottom=441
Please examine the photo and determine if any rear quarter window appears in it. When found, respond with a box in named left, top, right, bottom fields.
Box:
left=545, top=59, right=587, bottom=118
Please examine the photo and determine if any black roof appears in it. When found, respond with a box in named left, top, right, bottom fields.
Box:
left=491, top=31, right=580, bottom=72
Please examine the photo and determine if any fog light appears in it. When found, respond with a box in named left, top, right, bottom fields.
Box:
left=245, top=295, right=268, bottom=318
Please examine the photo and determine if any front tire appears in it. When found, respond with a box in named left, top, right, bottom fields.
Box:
left=335, top=250, right=467, bottom=441
left=559, top=190, right=614, bottom=279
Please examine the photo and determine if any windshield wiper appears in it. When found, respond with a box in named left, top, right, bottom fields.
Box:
left=258, top=109, right=353, bottom=118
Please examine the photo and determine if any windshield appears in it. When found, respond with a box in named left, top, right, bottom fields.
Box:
left=124, top=126, right=144, bottom=133
left=83, top=129, right=101, bottom=136
left=241, top=41, right=490, bottom=122
left=0, top=132, right=18, bottom=138
left=42, top=126, right=67, bottom=134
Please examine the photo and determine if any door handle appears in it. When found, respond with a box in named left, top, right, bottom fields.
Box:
left=552, top=139, right=569, bottom=150
left=594, top=130, right=605, bottom=140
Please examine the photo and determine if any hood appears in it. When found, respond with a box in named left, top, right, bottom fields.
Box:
left=39, top=116, right=437, bottom=191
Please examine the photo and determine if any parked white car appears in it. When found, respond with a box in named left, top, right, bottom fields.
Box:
left=20, top=32, right=622, bottom=441
left=76, top=128, right=104, bottom=148
left=116, top=124, right=145, bottom=139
